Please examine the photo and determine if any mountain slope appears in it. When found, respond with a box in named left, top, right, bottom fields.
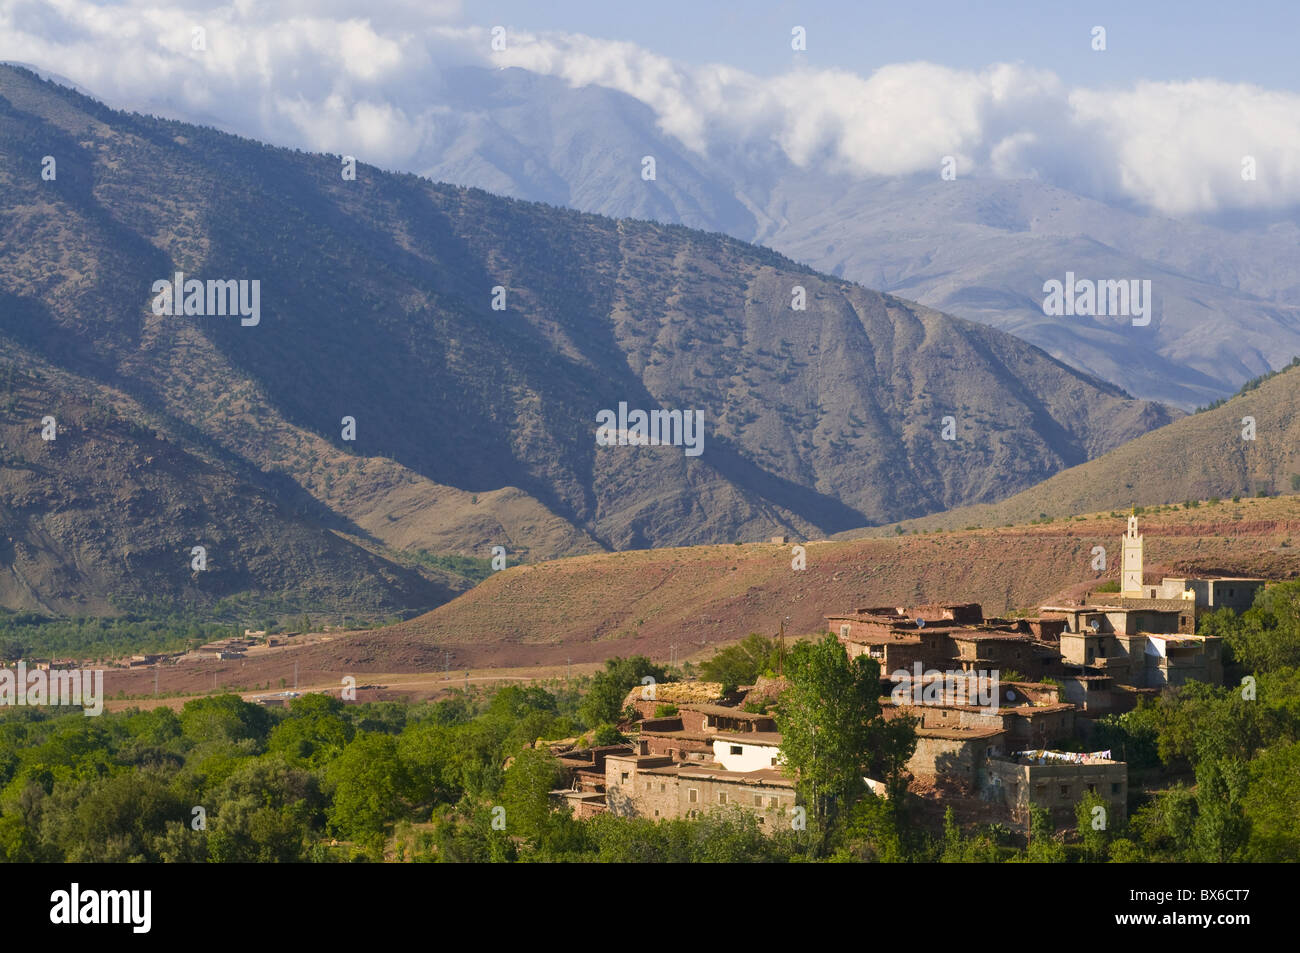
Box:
left=0, top=64, right=1173, bottom=614
left=408, top=67, right=1300, bottom=409
left=845, top=362, right=1300, bottom=536
left=0, top=351, right=453, bottom=616
left=223, top=494, right=1300, bottom=678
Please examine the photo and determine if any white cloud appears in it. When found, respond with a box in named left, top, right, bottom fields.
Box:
left=1, top=0, right=1297, bottom=217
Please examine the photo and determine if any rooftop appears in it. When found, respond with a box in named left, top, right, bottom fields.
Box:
left=680, top=703, right=775, bottom=720
left=915, top=726, right=1006, bottom=741
left=713, top=731, right=784, bottom=747
left=677, top=766, right=795, bottom=787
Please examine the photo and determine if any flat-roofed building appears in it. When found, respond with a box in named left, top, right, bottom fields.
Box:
left=603, top=753, right=796, bottom=826
left=712, top=732, right=783, bottom=772
left=986, top=750, right=1128, bottom=828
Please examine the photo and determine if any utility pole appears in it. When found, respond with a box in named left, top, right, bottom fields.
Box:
left=778, top=618, right=787, bottom=677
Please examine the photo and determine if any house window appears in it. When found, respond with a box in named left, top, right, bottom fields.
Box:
left=1035, top=784, right=1047, bottom=797
left=840, top=625, right=850, bottom=638
left=730, top=745, right=743, bottom=756
left=620, top=772, right=628, bottom=783
left=758, top=817, right=766, bottom=825
left=654, top=810, right=659, bottom=817
left=770, top=757, right=778, bottom=766
left=718, top=792, right=727, bottom=804
left=768, top=797, right=778, bottom=808
left=660, top=784, right=666, bottom=793
left=1088, top=784, right=1096, bottom=794
left=688, top=788, right=698, bottom=803
left=1111, top=783, right=1121, bottom=794
left=754, top=795, right=763, bottom=806
left=1060, top=785, right=1070, bottom=797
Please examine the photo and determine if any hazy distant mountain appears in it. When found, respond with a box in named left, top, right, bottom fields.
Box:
left=0, top=65, right=1176, bottom=614
left=412, top=67, right=1300, bottom=409
left=839, top=361, right=1300, bottom=537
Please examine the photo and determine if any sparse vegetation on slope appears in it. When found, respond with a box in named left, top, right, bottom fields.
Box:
left=0, top=64, right=1174, bottom=622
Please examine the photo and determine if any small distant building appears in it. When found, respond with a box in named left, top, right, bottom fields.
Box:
left=908, top=725, right=1007, bottom=791
left=1117, top=514, right=1263, bottom=614
left=711, top=732, right=783, bottom=772
left=603, top=753, right=796, bottom=826
left=630, top=700, right=776, bottom=733
left=985, top=750, right=1128, bottom=828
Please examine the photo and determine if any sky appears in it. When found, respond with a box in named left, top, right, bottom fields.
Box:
left=1, top=0, right=1297, bottom=219
left=471, top=0, right=1300, bottom=93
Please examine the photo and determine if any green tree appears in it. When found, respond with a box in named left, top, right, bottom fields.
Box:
left=1128, top=785, right=1196, bottom=858
left=579, top=656, right=666, bottom=728
left=1107, top=837, right=1145, bottom=862
left=835, top=793, right=907, bottom=862
left=1243, top=740, right=1300, bottom=861
left=501, top=746, right=562, bottom=842
left=1192, top=757, right=1250, bottom=862
left=699, top=633, right=780, bottom=693
left=39, top=768, right=184, bottom=863
left=325, top=733, right=411, bottom=848
left=1200, top=583, right=1300, bottom=674
left=774, top=633, right=915, bottom=840
left=267, top=693, right=354, bottom=766
left=207, top=756, right=322, bottom=862
left=179, top=694, right=271, bottom=746
left=1025, top=803, right=1066, bottom=863
left=1074, top=790, right=1111, bottom=861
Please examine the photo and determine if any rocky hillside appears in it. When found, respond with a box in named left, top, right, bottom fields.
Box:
left=850, top=361, right=1300, bottom=537
left=0, top=65, right=1174, bottom=616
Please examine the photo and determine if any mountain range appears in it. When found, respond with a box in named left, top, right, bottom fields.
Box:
left=409, top=66, right=1300, bottom=409
left=0, top=64, right=1174, bottom=617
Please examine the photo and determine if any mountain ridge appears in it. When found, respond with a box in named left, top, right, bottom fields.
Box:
left=0, top=63, right=1175, bottom=617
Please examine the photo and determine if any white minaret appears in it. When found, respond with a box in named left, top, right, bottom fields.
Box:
left=1121, top=513, right=1144, bottom=597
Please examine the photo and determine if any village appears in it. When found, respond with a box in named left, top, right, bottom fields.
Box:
left=546, top=516, right=1263, bottom=832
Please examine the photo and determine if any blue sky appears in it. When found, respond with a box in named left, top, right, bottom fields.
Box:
left=473, top=0, right=1300, bottom=91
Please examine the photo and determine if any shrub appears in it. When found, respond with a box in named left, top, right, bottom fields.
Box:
left=591, top=723, right=625, bottom=746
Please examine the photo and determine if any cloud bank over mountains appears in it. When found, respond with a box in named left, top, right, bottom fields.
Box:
left=3, top=0, right=1298, bottom=220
